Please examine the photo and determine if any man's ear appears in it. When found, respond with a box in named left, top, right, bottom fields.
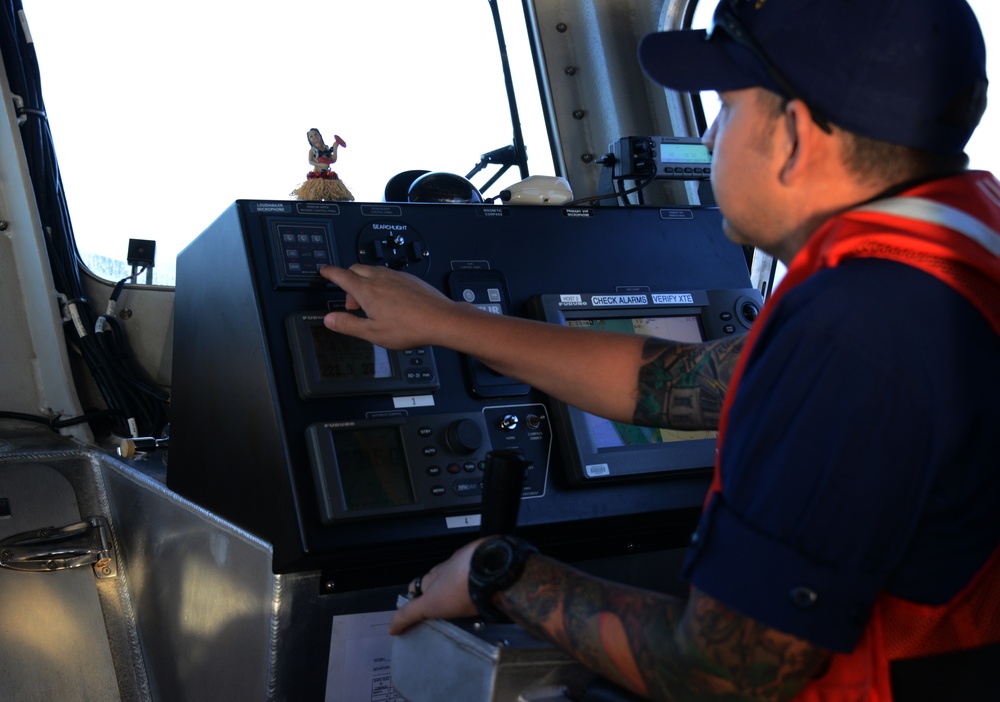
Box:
left=778, top=99, right=828, bottom=186
left=778, top=100, right=804, bottom=184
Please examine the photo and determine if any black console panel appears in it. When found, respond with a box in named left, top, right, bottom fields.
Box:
left=169, top=200, right=760, bottom=577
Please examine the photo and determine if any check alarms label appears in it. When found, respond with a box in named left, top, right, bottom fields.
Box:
left=590, top=294, right=649, bottom=306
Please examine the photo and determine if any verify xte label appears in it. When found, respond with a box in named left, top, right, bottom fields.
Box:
left=652, top=293, right=694, bottom=305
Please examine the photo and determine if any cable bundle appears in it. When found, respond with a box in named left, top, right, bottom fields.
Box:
left=0, top=1, right=169, bottom=438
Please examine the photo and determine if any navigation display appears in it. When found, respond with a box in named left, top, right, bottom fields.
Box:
left=566, top=315, right=716, bottom=450
left=532, top=289, right=756, bottom=484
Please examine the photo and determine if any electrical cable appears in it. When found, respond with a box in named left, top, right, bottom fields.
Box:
left=0, top=408, right=123, bottom=432
left=565, top=171, right=658, bottom=207
left=0, top=1, right=169, bottom=439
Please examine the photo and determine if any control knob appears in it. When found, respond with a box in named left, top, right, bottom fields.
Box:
left=446, top=419, right=483, bottom=455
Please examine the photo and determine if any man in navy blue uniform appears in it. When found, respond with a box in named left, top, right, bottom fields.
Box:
left=320, top=1, right=1000, bottom=698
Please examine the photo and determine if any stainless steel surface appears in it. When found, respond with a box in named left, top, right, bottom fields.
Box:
left=97, top=443, right=282, bottom=702
left=0, top=441, right=129, bottom=702
left=391, top=598, right=592, bottom=702
left=0, top=429, right=292, bottom=701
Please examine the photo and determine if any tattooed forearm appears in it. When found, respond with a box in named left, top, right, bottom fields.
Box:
left=500, top=554, right=681, bottom=697
left=499, top=556, right=830, bottom=702
left=674, top=588, right=832, bottom=701
left=633, top=335, right=744, bottom=430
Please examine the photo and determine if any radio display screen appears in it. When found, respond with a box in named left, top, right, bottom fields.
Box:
left=659, top=141, right=711, bottom=164
left=286, top=312, right=439, bottom=398
left=310, top=326, right=392, bottom=380
left=331, top=425, right=416, bottom=511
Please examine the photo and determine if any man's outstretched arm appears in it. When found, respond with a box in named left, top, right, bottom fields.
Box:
left=321, top=264, right=742, bottom=430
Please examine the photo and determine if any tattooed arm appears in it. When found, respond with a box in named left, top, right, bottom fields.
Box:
left=499, top=553, right=830, bottom=701
left=633, top=335, right=744, bottom=431
left=389, top=541, right=830, bottom=702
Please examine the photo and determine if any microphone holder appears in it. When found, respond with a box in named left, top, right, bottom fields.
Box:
left=465, top=0, right=530, bottom=195
left=467, top=144, right=520, bottom=193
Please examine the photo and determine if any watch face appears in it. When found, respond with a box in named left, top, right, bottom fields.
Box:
left=475, top=538, right=515, bottom=579
left=468, top=536, right=538, bottom=622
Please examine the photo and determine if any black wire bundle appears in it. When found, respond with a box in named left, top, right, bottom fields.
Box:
left=0, top=1, right=169, bottom=438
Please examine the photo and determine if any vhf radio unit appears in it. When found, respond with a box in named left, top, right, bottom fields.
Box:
left=610, top=136, right=711, bottom=180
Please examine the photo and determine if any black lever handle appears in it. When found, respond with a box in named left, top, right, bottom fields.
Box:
left=479, top=449, right=528, bottom=536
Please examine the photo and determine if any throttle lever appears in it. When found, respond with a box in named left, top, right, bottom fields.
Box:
left=479, top=449, right=528, bottom=536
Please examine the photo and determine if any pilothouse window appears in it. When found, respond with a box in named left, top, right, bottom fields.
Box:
left=21, top=0, right=551, bottom=285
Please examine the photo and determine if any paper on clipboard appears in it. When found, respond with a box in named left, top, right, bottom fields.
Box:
left=325, top=609, right=403, bottom=702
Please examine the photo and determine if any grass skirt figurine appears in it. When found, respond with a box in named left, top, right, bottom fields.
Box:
left=291, top=128, right=355, bottom=201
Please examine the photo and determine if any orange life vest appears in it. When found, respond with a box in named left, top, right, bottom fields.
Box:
left=711, top=171, right=1000, bottom=700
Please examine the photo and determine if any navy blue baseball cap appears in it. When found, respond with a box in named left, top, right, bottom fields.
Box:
left=638, top=0, right=988, bottom=154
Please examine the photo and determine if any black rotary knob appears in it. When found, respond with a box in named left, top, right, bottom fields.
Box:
left=446, top=419, right=484, bottom=455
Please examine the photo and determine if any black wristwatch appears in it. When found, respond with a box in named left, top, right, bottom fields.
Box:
left=468, top=535, right=538, bottom=621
